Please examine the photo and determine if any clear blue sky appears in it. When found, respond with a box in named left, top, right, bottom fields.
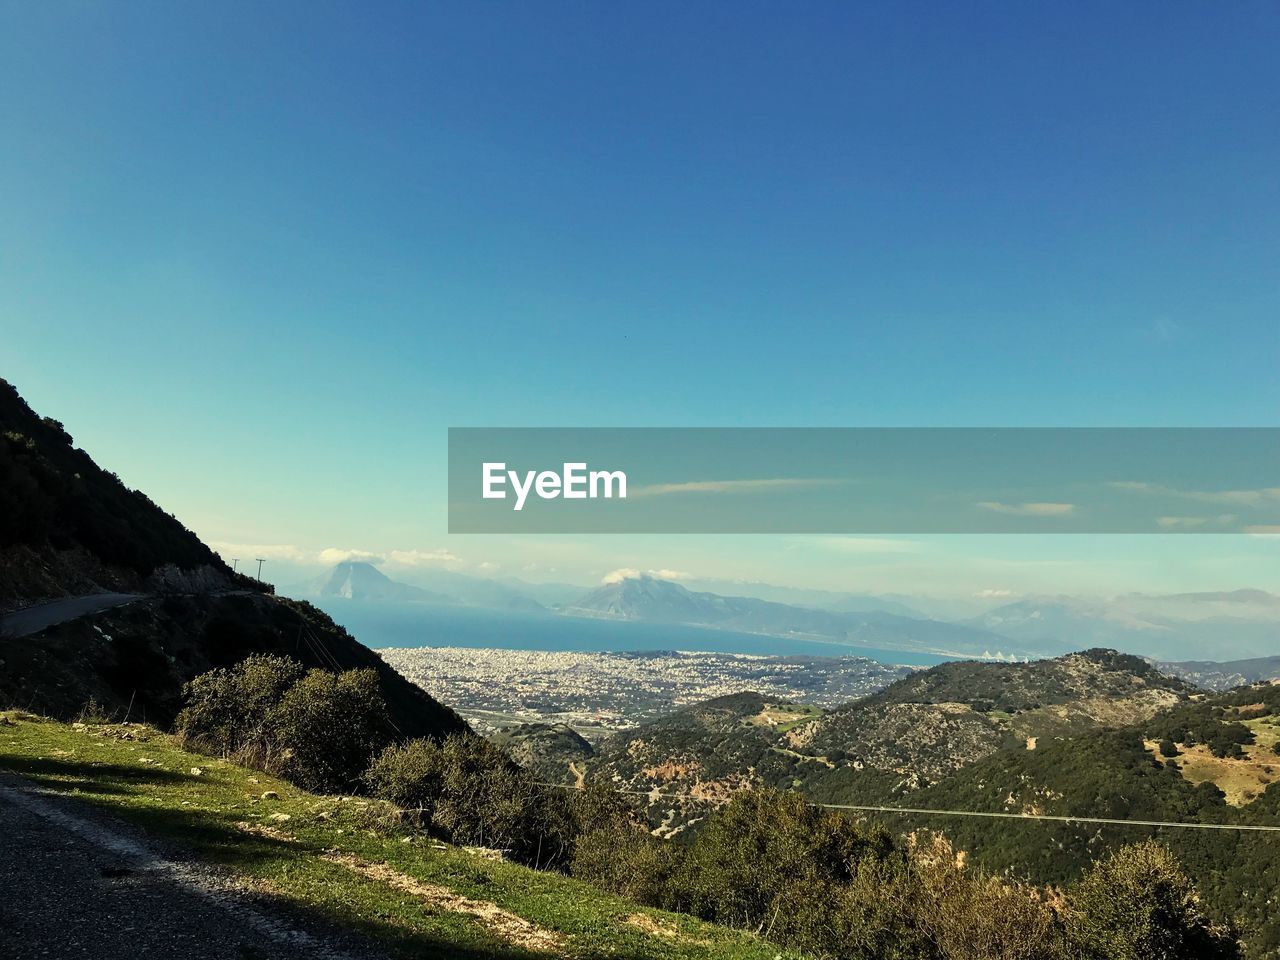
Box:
left=2, top=3, right=1277, bottom=594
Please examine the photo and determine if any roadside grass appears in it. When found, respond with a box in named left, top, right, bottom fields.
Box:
left=0, top=712, right=799, bottom=960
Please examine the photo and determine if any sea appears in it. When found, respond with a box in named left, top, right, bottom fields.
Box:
left=310, top=599, right=949, bottom=667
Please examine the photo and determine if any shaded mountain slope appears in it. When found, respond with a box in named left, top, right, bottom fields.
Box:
left=0, top=378, right=229, bottom=601
left=0, top=591, right=467, bottom=739
left=0, top=379, right=466, bottom=742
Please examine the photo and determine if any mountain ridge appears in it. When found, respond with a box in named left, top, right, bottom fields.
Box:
left=566, top=574, right=1034, bottom=659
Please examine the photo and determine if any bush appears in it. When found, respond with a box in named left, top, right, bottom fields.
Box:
left=572, top=821, right=681, bottom=906
left=664, top=788, right=896, bottom=932
left=1159, top=739, right=1180, bottom=758
left=269, top=667, right=391, bottom=793
left=177, top=656, right=391, bottom=793
left=175, top=654, right=304, bottom=763
left=910, top=836, right=1065, bottom=960
left=1067, top=840, right=1240, bottom=960
left=362, top=737, right=445, bottom=822
left=573, top=791, right=1078, bottom=960
left=366, top=733, right=589, bottom=869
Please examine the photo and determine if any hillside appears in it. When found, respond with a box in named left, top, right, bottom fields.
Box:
left=566, top=574, right=1029, bottom=658
left=900, top=682, right=1280, bottom=955
left=491, top=722, right=595, bottom=784
left=587, top=692, right=821, bottom=834
left=0, top=380, right=466, bottom=742
left=0, top=711, right=799, bottom=960
left=587, top=650, right=1194, bottom=828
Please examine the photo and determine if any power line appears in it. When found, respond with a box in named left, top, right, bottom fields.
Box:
left=535, top=781, right=1280, bottom=834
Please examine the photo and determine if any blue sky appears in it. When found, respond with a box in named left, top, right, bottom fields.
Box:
left=2, top=3, right=1277, bottom=595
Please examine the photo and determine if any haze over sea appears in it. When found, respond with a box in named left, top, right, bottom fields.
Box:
left=310, top=600, right=949, bottom=667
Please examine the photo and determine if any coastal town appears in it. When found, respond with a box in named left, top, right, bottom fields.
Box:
left=379, top=645, right=916, bottom=739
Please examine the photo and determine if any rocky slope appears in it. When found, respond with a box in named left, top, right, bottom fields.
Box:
left=585, top=649, right=1194, bottom=828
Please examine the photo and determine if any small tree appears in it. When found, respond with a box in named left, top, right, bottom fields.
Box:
left=572, top=820, right=683, bottom=907
left=175, top=654, right=304, bottom=762
left=1067, top=840, right=1240, bottom=960
left=665, top=788, right=895, bottom=934
left=363, top=738, right=445, bottom=822
left=269, top=667, right=391, bottom=793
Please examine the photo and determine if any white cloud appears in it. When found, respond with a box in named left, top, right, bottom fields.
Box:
left=631, top=478, right=843, bottom=497
left=601, top=568, right=641, bottom=584
left=976, top=501, right=1076, bottom=517
left=1156, top=516, right=1209, bottom=529
left=799, top=537, right=921, bottom=554
left=318, top=547, right=385, bottom=566
left=650, top=568, right=690, bottom=581
left=600, top=568, right=690, bottom=585
left=1110, top=481, right=1280, bottom=507
left=975, top=588, right=1017, bottom=599
left=385, top=548, right=461, bottom=567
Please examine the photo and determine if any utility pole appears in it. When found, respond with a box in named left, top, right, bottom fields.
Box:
left=255, top=558, right=266, bottom=580
left=231, top=558, right=239, bottom=572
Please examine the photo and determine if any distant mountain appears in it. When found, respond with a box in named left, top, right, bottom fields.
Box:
left=565, top=574, right=1027, bottom=658
left=681, top=578, right=923, bottom=618
left=403, top=569, right=545, bottom=612
left=495, top=576, right=593, bottom=608
left=303, top=561, right=453, bottom=603
left=966, top=592, right=1280, bottom=661
left=1155, top=654, right=1280, bottom=691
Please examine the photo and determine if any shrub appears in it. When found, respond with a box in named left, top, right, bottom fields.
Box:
left=367, top=732, right=586, bottom=869
left=1067, top=840, right=1240, bottom=960
left=269, top=667, right=391, bottom=793
left=363, top=738, right=445, bottom=822
left=1159, top=739, right=1180, bottom=758
left=910, top=836, right=1065, bottom=960
left=664, top=789, right=899, bottom=944
left=814, top=861, right=936, bottom=960
left=175, top=654, right=304, bottom=763
left=572, top=821, right=683, bottom=906
left=570, top=781, right=642, bottom=837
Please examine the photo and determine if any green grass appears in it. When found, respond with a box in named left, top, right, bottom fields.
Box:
left=0, top=712, right=800, bottom=960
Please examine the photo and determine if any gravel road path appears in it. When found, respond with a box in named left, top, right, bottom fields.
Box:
left=0, top=775, right=385, bottom=960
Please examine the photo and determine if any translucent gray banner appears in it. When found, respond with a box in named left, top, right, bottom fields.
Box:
left=448, top=428, right=1279, bottom=534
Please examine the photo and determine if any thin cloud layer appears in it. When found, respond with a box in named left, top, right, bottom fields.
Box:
left=631, top=478, right=844, bottom=497
left=976, top=501, right=1076, bottom=517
